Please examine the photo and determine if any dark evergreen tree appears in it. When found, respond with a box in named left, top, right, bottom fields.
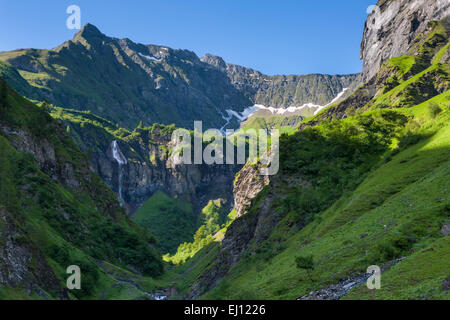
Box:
left=41, top=101, right=51, bottom=113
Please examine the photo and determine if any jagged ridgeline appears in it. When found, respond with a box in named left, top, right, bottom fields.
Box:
left=0, top=79, right=164, bottom=299
left=0, top=24, right=357, bottom=130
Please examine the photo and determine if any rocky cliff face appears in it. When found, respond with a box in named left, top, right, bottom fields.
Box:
left=56, top=110, right=241, bottom=216
left=201, top=55, right=359, bottom=108
left=232, top=164, right=270, bottom=217
left=102, top=138, right=240, bottom=216
left=361, top=0, right=450, bottom=82
left=0, top=207, right=65, bottom=299
left=302, top=0, right=450, bottom=126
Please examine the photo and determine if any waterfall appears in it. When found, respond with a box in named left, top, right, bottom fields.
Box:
left=111, top=140, right=127, bottom=206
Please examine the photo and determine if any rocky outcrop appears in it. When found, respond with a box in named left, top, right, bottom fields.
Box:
left=233, top=164, right=270, bottom=217
left=200, top=54, right=228, bottom=72
left=300, top=1, right=450, bottom=128
left=189, top=190, right=275, bottom=299
left=1, top=126, right=83, bottom=189
left=0, top=208, right=65, bottom=299
left=119, top=154, right=239, bottom=216
left=442, top=222, right=450, bottom=236
left=297, top=257, right=405, bottom=300
left=361, top=0, right=450, bottom=82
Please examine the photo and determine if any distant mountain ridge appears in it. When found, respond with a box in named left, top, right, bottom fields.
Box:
left=201, top=53, right=359, bottom=108
left=0, top=24, right=358, bottom=130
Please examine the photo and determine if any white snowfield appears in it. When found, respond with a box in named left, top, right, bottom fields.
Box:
left=221, top=87, right=349, bottom=126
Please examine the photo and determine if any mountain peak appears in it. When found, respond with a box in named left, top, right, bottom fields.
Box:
left=201, top=54, right=227, bottom=71
left=73, top=23, right=105, bottom=42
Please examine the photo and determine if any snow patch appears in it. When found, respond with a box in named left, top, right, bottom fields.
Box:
left=253, top=103, right=323, bottom=116
left=218, top=87, right=349, bottom=133
left=138, top=52, right=162, bottom=62
left=313, top=88, right=348, bottom=115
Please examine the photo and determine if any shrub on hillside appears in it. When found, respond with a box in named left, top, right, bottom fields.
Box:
left=428, top=102, right=442, bottom=119
left=295, top=254, right=315, bottom=281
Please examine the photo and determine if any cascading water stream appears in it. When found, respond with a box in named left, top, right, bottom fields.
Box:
left=111, top=140, right=127, bottom=206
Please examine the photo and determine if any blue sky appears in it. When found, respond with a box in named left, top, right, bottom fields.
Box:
left=0, top=0, right=376, bottom=75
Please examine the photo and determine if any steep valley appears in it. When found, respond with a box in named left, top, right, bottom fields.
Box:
left=0, top=0, right=449, bottom=301
left=160, top=0, right=450, bottom=300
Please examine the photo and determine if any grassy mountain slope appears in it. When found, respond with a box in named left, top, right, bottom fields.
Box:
left=203, top=99, right=449, bottom=299
left=160, top=19, right=450, bottom=300
left=133, top=190, right=195, bottom=255
left=164, top=200, right=233, bottom=265
left=0, top=78, right=163, bottom=299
